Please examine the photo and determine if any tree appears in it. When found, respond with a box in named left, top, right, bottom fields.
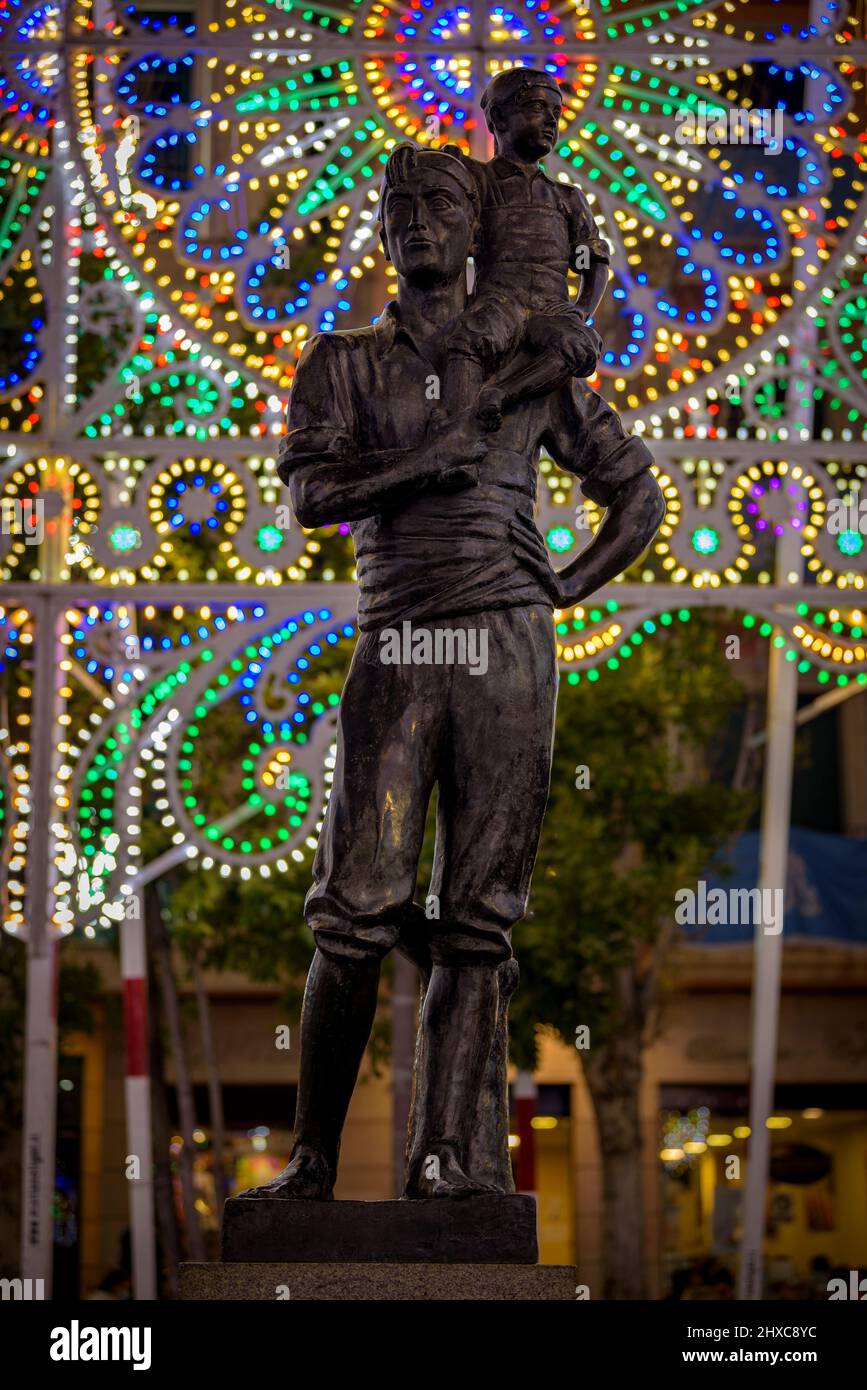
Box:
left=509, top=613, right=753, bottom=1298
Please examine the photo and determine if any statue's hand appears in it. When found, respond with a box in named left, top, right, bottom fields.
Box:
left=476, top=386, right=504, bottom=432
left=571, top=322, right=604, bottom=378
left=440, top=464, right=480, bottom=491
left=424, top=407, right=488, bottom=485
left=509, top=513, right=565, bottom=606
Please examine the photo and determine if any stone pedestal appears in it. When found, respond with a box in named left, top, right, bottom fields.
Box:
left=221, top=1193, right=537, bottom=1265
left=180, top=1262, right=577, bottom=1301
left=186, top=1193, right=572, bottom=1300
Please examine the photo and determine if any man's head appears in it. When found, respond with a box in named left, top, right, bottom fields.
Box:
left=379, top=144, right=480, bottom=287
left=481, top=67, right=562, bottom=162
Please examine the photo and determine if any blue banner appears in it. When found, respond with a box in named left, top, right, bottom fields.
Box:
left=680, top=828, right=867, bottom=944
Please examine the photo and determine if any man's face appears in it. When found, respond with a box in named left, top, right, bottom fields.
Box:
left=383, top=169, right=475, bottom=286
left=495, top=86, right=562, bottom=161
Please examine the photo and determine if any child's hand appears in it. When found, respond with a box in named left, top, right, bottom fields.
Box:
left=573, top=323, right=603, bottom=378
left=476, top=386, right=504, bottom=431
left=423, top=408, right=488, bottom=476
left=440, top=465, right=480, bottom=491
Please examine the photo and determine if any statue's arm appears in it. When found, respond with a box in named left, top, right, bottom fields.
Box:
left=575, top=261, right=608, bottom=322
left=548, top=470, right=664, bottom=604
left=277, top=336, right=471, bottom=527
left=569, top=185, right=610, bottom=321
left=284, top=441, right=449, bottom=529
left=511, top=382, right=665, bottom=605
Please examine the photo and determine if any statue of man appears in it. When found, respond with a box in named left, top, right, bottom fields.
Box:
left=239, top=144, right=663, bottom=1203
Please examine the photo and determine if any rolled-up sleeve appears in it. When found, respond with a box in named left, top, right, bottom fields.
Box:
left=542, top=379, right=655, bottom=508
left=277, top=334, right=358, bottom=485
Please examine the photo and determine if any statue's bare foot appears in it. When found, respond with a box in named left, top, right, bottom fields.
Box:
left=404, top=1144, right=501, bottom=1199
left=236, top=1144, right=335, bottom=1200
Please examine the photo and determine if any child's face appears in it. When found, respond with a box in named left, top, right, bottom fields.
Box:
left=496, top=88, right=562, bottom=161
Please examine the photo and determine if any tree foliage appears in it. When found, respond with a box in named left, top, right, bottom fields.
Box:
left=509, top=613, right=753, bottom=1066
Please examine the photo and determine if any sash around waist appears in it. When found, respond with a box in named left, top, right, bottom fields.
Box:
left=351, top=480, right=550, bottom=629
left=468, top=448, right=536, bottom=495
left=355, top=448, right=536, bottom=498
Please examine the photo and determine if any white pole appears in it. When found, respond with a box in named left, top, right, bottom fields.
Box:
left=18, top=20, right=81, bottom=1286
left=20, top=593, right=61, bottom=1291
left=115, top=607, right=158, bottom=1299
left=20, top=444, right=75, bottom=1292
left=737, top=526, right=803, bottom=1300
left=738, top=25, right=821, bottom=1286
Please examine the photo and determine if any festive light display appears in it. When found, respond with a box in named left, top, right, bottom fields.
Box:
left=63, top=601, right=353, bottom=932
left=0, top=605, right=32, bottom=934
left=2, top=0, right=867, bottom=933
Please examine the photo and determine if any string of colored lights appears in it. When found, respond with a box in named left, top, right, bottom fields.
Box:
left=61, top=600, right=357, bottom=927
left=12, top=0, right=853, bottom=423
left=0, top=605, right=32, bottom=934
left=557, top=598, right=867, bottom=686
left=2, top=0, right=867, bottom=935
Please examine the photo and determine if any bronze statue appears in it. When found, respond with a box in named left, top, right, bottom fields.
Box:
left=440, top=66, right=609, bottom=428
left=239, top=70, right=664, bottom=1204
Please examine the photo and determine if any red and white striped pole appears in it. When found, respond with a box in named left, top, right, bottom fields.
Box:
left=513, top=1069, right=538, bottom=1196
left=116, top=606, right=157, bottom=1300
left=120, top=907, right=157, bottom=1299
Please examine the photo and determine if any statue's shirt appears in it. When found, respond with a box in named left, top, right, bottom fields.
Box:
left=450, top=152, right=609, bottom=301
left=279, top=301, right=653, bottom=631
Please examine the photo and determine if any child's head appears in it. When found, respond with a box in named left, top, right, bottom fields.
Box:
left=481, top=68, right=562, bottom=161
